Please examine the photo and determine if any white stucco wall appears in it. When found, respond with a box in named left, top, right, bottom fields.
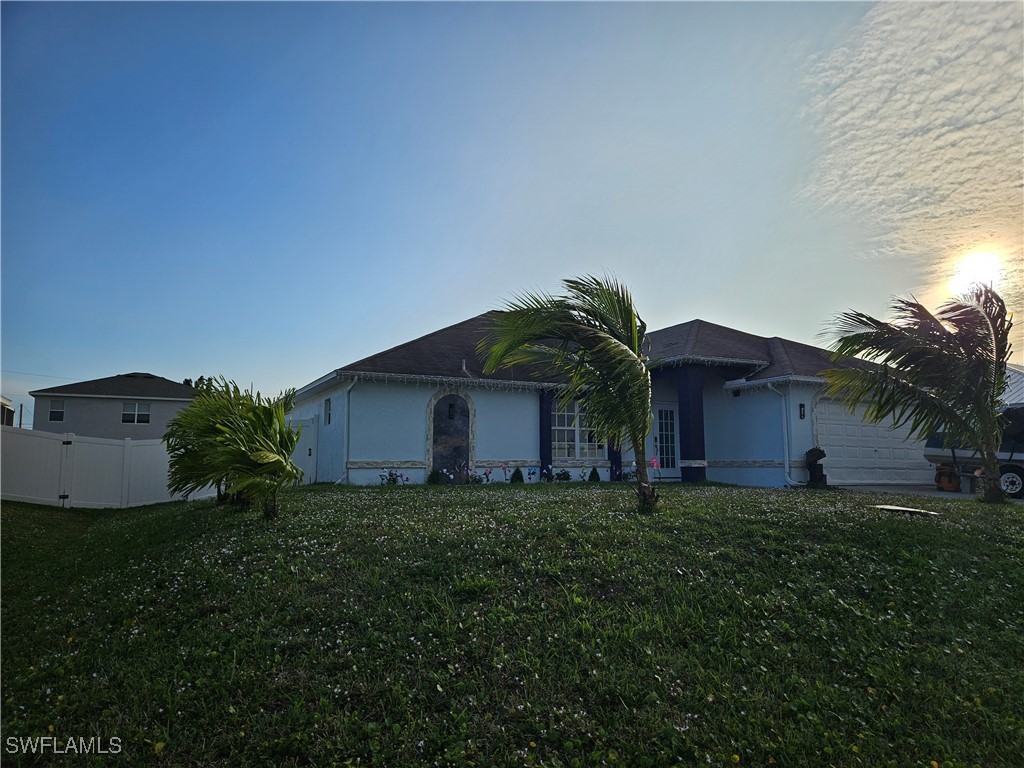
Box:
left=350, top=384, right=430, bottom=462
left=472, top=389, right=540, bottom=466
left=702, top=379, right=818, bottom=487
left=294, top=379, right=547, bottom=485
left=291, top=384, right=342, bottom=484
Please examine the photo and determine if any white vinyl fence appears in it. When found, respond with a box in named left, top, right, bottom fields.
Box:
left=1, top=426, right=215, bottom=509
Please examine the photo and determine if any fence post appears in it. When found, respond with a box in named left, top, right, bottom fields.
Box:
left=59, top=433, right=76, bottom=508
left=121, top=438, right=133, bottom=508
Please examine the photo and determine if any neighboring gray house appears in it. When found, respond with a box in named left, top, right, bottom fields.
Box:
left=1, top=395, right=14, bottom=427
left=290, top=313, right=935, bottom=488
left=29, top=373, right=196, bottom=440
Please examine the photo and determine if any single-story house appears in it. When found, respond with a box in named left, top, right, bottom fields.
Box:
left=29, top=373, right=197, bottom=441
left=290, top=314, right=935, bottom=488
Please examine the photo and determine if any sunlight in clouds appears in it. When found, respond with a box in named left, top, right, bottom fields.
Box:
left=805, top=2, right=1023, bottom=317
left=948, top=250, right=1006, bottom=298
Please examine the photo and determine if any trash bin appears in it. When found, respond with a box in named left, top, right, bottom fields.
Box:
left=934, top=464, right=961, bottom=492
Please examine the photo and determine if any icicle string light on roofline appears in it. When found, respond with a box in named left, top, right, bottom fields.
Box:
left=653, top=355, right=769, bottom=369
left=723, top=375, right=826, bottom=393
left=334, top=370, right=560, bottom=392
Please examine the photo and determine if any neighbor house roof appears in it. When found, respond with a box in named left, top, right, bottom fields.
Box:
left=30, top=373, right=197, bottom=401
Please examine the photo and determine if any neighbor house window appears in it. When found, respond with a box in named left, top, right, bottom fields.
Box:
left=49, top=400, right=65, bottom=422
left=121, top=402, right=151, bottom=424
left=552, top=401, right=605, bottom=460
left=324, top=397, right=331, bottom=425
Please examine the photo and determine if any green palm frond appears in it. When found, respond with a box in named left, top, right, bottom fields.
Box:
left=478, top=274, right=657, bottom=510
left=163, top=377, right=303, bottom=505
left=825, top=283, right=1013, bottom=500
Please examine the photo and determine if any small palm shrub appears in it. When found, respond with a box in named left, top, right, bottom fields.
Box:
left=164, top=377, right=303, bottom=518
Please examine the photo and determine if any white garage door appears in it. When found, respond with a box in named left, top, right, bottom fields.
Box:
left=814, top=399, right=934, bottom=485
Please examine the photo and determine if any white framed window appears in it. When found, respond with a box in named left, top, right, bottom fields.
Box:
left=121, top=402, right=151, bottom=424
left=49, top=399, right=65, bottom=422
left=552, top=400, right=605, bottom=460
left=657, top=408, right=678, bottom=469
left=324, top=397, right=332, bottom=425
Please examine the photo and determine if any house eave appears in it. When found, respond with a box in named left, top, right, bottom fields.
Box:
left=723, top=375, right=826, bottom=392
left=296, top=369, right=561, bottom=400
left=294, top=371, right=342, bottom=400
left=27, top=392, right=194, bottom=403
left=652, top=355, right=769, bottom=370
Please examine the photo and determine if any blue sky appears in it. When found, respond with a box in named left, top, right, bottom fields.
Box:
left=2, top=1, right=1021, bottom=423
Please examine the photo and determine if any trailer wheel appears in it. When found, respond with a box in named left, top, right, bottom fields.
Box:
left=1000, top=466, right=1024, bottom=498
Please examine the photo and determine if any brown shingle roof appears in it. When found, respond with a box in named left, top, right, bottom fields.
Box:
left=648, top=319, right=771, bottom=365
left=648, top=319, right=837, bottom=379
left=329, top=315, right=841, bottom=385
left=341, top=313, right=557, bottom=383
left=30, top=373, right=197, bottom=400
left=750, top=337, right=835, bottom=380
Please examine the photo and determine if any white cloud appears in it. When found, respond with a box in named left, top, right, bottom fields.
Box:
left=805, top=2, right=1022, bottom=313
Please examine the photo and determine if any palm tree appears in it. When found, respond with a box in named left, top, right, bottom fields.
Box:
left=207, top=390, right=303, bottom=518
left=478, top=274, right=659, bottom=512
left=165, top=378, right=248, bottom=503
left=824, top=284, right=1014, bottom=502
left=165, top=378, right=303, bottom=517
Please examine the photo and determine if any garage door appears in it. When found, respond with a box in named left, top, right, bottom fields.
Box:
left=814, top=399, right=934, bottom=485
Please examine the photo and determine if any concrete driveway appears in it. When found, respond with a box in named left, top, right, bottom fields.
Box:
left=838, top=484, right=1024, bottom=504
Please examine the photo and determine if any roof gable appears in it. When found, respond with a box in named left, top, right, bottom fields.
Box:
left=648, top=319, right=840, bottom=380
left=648, top=319, right=771, bottom=365
left=30, top=373, right=197, bottom=400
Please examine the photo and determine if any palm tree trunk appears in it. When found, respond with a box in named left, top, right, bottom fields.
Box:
left=263, top=492, right=280, bottom=519
left=632, top=436, right=660, bottom=513
left=980, top=450, right=1005, bottom=503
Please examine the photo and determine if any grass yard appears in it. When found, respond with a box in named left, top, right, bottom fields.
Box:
left=2, top=484, right=1023, bottom=767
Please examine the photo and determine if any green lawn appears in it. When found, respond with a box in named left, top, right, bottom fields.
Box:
left=2, top=484, right=1023, bottom=767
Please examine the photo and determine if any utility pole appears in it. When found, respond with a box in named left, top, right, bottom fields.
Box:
left=18, top=403, right=23, bottom=428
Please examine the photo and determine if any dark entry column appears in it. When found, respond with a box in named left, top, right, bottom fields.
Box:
left=672, top=368, right=707, bottom=482
left=539, top=390, right=553, bottom=472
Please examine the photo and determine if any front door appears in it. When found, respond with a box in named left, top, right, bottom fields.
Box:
left=432, top=394, right=470, bottom=481
left=655, top=406, right=679, bottom=479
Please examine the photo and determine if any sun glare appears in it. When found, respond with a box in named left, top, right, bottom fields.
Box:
left=949, top=250, right=1004, bottom=297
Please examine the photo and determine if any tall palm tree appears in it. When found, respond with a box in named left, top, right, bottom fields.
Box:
left=478, top=275, right=659, bottom=512
left=824, top=284, right=1014, bottom=502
